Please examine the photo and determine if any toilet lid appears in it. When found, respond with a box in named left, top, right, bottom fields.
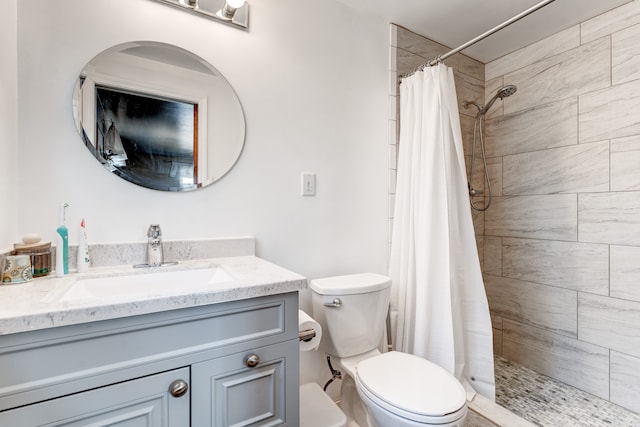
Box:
left=310, top=273, right=391, bottom=295
left=356, top=352, right=466, bottom=419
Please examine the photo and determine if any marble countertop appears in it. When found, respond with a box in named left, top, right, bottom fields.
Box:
left=0, top=256, right=307, bottom=336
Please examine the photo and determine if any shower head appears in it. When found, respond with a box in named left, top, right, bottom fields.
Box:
left=497, top=84, right=518, bottom=98
left=481, top=84, right=517, bottom=115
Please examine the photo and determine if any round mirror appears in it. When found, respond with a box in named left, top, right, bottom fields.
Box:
left=73, top=41, right=245, bottom=191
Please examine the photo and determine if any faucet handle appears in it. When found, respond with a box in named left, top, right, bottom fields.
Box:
left=147, top=224, right=162, bottom=239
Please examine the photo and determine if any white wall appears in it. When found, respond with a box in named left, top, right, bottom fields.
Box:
left=0, top=0, right=19, bottom=251
left=15, top=0, right=390, bottom=280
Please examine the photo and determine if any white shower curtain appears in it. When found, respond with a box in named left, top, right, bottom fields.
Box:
left=389, top=64, right=495, bottom=401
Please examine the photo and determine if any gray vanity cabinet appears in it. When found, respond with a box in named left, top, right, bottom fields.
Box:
left=0, top=292, right=299, bottom=426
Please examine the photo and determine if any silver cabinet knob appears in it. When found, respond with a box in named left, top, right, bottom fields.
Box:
left=245, top=353, right=260, bottom=368
left=169, top=379, right=189, bottom=398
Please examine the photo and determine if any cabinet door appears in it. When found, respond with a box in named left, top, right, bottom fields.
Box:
left=0, top=367, right=190, bottom=426
left=191, top=340, right=299, bottom=426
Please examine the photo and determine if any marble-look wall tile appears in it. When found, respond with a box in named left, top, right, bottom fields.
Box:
left=389, top=71, right=398, bottom=97
left=466, top=155, right=486, bottom=196
left=502, top=238, right=609, bottom=295
left=476, top=234, right=484, bottom=268
left=611, top=136, right=640, bottom=191
left=579, top=79, right=640, bottom=143
left=502, top=319, right=610, bottom=399
left=502, top=141, right=609, bottom=195
left=612, top=22, right=640, bottom=85
left=388, top=142, right=397, bottom=170
left=484, top=77, right=505, bottom=120
left=491, top=313, right=503, bottom=331
left=581, top=0, right=640, bottom=44
left=484, top=97, right=578, bottom=158
left=397, top=26, right=452, bottom=64
left=389, top=45, right=397, bottom=73
left=484, top=274, right=577, bottom=337
left=483, top=236, right=502, bottom=276
left=611, top=351, right=640, bottom=413
left=579, top=192, right=640, bottom=245
left=503, top=37, right=610, bottom=115
left=493, top=327, right=503, bottom=356
left=472, top=205, right=485, bottom=236
left=486, top=25, right=581, bottom=81
left=389, top=23, right=398, bottom=48
left=454, top=72, right=484, bottom=121
left=388, top=94, right=397, bottom=120
left=461, top=114, right=475, bottom=156
left=396, top=48, right=428, bottom=76
left=578, top=293, right=640, bottom=358
left=485, top=195, right=577, bottom=241
left=610, top=245, right=640, bottom=302
left=486, top=157, right=502, bottom=197
left=457, top=53, right=484, bottom=82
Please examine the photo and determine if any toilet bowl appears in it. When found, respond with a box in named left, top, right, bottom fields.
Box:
left=356, top=351, right=467, bottom=426
left=311, top=273, right=468, bottom=427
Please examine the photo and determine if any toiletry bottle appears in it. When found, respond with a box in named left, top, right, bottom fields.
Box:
left=77, top=218, right=90, bottom=273
left=55, top=203, right=69, bottom=276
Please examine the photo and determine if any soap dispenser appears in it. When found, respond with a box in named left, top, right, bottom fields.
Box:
left=77, top=218, right=90, bottom=273
left=55, top=203, right=69, bottom=276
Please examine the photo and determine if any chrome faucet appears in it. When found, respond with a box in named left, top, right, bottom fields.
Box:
left=146, top=224, right=164, bottom=267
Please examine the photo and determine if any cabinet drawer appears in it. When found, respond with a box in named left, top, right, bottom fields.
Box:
left=0, top=292, right=298, bottom=411
left=0, top=367, right=190, bottom=426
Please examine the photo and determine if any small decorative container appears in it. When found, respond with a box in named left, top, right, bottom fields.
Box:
left=2, top=255, right=33, bottom=284
left=12, top=241, right=52, bottom=278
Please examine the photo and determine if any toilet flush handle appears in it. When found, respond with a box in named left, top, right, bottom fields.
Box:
left=324, top=298, right=342, bottom=308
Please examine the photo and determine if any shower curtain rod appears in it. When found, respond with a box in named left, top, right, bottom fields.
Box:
left=401, top=0, right=556, bottom=79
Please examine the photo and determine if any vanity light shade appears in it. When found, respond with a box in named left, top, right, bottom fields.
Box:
left=218, top=0, right=245, bottom=20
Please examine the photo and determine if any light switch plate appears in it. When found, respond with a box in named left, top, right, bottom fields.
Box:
left=301, top=173, right=316, bottom=196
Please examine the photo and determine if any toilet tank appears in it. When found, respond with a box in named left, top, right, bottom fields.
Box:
left=310, top=273, right=391, bottom=358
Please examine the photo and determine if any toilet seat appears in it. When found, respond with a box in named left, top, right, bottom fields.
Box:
left=355, top=351, right=467, bottom=424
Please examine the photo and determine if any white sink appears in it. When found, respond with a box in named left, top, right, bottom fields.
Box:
left=59, top=267, right=235, bottom=302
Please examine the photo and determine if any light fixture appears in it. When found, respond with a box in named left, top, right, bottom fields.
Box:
left=151, top=0, right=249, bottom=29
left=178, top=0, right=197, bottom=7
left=217, top=0, right=245, bottom=20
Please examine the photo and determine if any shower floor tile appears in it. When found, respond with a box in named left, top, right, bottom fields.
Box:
left=495, top=355, right=640, bottom=426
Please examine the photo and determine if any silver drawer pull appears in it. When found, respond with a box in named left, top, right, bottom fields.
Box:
left=324, top=298, right=342, bottom=308
left=245, top=353, right=260, bottom=368
left=169, top=379, right=189, bottom=398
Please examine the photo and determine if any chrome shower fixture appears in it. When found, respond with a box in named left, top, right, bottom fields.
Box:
left=479, top=85, right=518, bottom=116
left=463, top=84, right=518, bottom=211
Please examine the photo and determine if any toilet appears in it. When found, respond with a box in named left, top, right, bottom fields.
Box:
left=311, top=273, right=467, bottom=427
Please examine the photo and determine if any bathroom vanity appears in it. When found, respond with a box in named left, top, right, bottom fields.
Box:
left=0, top=255, right=306, bottom=426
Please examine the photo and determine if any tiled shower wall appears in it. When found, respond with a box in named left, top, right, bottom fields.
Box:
left=483, top=1, right=640, bottom=414
left=390, top=0, right=640, bottom=416
left=484, top=1, right=640, bottom=412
